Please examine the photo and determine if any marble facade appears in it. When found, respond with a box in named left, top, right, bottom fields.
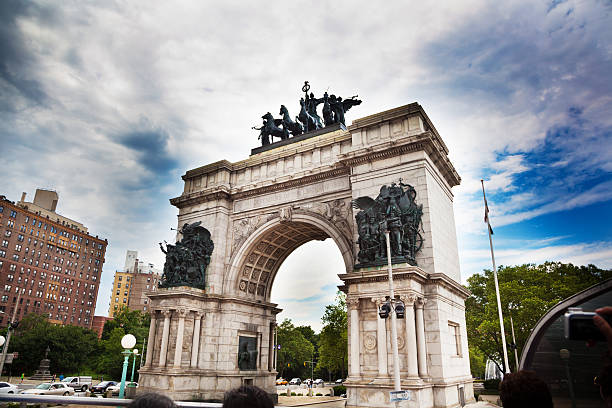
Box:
left=138, top=103, right=474, bottom=407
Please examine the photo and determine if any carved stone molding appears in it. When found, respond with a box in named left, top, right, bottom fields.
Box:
left=231, top=214, right=275, bottom=255
left=399, top=293, right=418, bottom=305
left=416, top=297, right=427, bottom=309
left=396, top=335, right=405, bottom=350
left=371, top=297, right=386, bottom=307
left=364, top=334, right=377, bottom=352
left=279, top=206, right=293, bottom=223
left=347, top=297, right=360, bottom=309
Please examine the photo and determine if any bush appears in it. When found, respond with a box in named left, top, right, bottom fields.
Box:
left=279, top=393, right=287, bottom=396
left=316, top=393, right=323, bottom=396
left=484, top=379, right=501, bottom=390
left=291, top=392, right=297, bottom=396
left=333, top=385, right=346, bottom=396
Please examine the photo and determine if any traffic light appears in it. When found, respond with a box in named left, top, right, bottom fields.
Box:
left=395, top=301, right=405, bottom=319
left=304, top=362, right=306, bottom=367
left=287, top=363, right=290, bottom=367
left=379, top=301, right=391, bottom=319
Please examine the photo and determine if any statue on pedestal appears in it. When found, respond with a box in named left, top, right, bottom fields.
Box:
left=159, top=222, right=214, bottom=290
left=352, top=180, right=424, bottom=267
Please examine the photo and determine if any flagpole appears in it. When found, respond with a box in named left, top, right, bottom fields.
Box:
left=481, top=179, right=510, bottom=374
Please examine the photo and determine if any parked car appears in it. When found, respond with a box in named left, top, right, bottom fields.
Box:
left=106, top=382, right=138, bottom=396
left=61, top=376, right=92, bottom=391
left=335, top=378, right=345, bottom=384
left=20, top=383, right=75, bottom=396
left=0, top=382, right=19, bottom=394
left=275, top=378, right=288, bottom=386
left=91, top=381, right=118, bottom=394
left=313, top=379, right=324, bottom=386
left=289, top=378, right=301, bottom=385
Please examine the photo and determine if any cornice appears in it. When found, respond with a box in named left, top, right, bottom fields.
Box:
left=170, top=167, right=351, bottom=209
left=338, top=132, right=460, bottom=188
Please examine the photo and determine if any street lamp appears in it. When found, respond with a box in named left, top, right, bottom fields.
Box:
left=130, top=349, right=139, bottom=382
left=118, top=334, right=136, bottom=399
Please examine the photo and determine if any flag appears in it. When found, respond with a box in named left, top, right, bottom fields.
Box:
left=482, top=181, right=494, bottom=235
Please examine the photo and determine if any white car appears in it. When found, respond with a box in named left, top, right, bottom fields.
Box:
left=20, top=382, right=75, bottom=396
left=0, top=382, right=19, bottom=394
left=106, top=382, right=138, bottom=396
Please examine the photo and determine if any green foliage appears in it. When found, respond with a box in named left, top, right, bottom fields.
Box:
left=9, top=313, right=99, bottom=375
left=316, top=393, right=323, bottom=396
left=97, top=308, right=150, bottom=379
left=317, top=292, right=347, bottom=380
left=483, top=379, right=501, bottom=390
left=333, top=385, right=346, bottom=395
left=291, top=392, right=297, bottom=396
left=468, top=345, right=486, bottom=379
left=276, top=319, right=315, bottom=379
left=466, top=262, right=612, bottom=373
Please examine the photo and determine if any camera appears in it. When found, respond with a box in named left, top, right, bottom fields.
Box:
left=564, top=308, right=612, bottom=341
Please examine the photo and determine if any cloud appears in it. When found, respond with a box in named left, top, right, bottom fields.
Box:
left=1, top=0, right=611, bottom=322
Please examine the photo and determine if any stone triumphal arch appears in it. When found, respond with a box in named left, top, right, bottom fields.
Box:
left=138, top=102, right=474, bottom=407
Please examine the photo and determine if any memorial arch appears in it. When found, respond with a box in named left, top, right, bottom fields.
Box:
left=138, top=102, right=474, bottom=408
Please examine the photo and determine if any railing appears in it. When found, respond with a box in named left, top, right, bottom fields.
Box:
left=0, top=394, right=346, bottom=408
left=0, top=394, right=222, bottom=407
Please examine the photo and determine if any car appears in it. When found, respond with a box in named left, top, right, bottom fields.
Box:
left=61, top=376, right=92, bottom=392
left=275, top=378, right=288, bottom=386
left=335, top=378, right=345, bottom=384
left=106, top=382, right=138, bottom=396
left=91, top=381, right=118, bottom=394
left=313, top=379, right=324, bottom=386
left=289, top=378, right=301, bottom=385
left=20, top=382, right=75, bottom=396
left=0, top=382, right=19, bottom=394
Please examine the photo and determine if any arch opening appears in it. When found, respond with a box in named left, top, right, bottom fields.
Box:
left=229, top=214, right=353, bottom=302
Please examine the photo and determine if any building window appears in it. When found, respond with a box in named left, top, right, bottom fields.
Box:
left=1, top=240, right=7, bottom=248
left=449, top=322, right=462, bottom=357
left=9, top=210, right=17, bottom=218
left=0, top=251, right=5, bottom=258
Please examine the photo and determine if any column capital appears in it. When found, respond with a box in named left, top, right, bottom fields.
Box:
left=176, top=308, right=187, bottom=318
left=371, top=296, right=387, bottom=307
left=161, top=309, right=172, bottom=317
left=416, top=297, right=427, bottom=309
left=194, top=311, right=205, bottom=319
left=399, top=293, right=417, bottom=305
left=347, top=297, right=360, bottom=309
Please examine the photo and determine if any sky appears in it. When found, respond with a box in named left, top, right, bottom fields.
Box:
left=0, top=0, right=611, bottom=332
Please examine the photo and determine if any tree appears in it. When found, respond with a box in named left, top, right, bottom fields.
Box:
left=276, top=319, right=315, bottom=379
left=9, top=313, right=99, bottom=376
left=98, top=308, right=150, bottom=379
left=466, top=262, right=612, bottom=373
left=317, top=292, right=348, bottom=380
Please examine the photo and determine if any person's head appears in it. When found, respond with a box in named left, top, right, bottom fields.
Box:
left=128, top=393, right=177, bottom=408
left=499, top=371, right=553, bottom=408
left=223, top=385, right=273, bottom=408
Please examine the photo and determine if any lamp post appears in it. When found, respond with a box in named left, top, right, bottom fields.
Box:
left=130, top=349, right=139, bottom=382
left=118, top=334, right=136, bottom=399
left=0, top=292, right=20, bottom=379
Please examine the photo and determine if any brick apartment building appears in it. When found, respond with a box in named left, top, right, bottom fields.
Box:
left=0, top=189, right=107, bottom=329
left=109, top=250, right=161, bottom=317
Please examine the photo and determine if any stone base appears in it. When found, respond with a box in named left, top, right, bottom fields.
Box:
left=138, top=368, right=274, bottom=401
left=346, top=377, right=475, bottom=408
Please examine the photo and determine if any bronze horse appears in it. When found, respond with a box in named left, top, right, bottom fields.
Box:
left=279, top=105, right=303, bottom=137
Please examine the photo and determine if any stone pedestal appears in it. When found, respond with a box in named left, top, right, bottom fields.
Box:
left=341, top=265, right=473, bottom=408
left=138, top=286, right=280, bottom=401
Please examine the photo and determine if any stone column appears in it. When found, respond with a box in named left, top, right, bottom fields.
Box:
left=372, top=298, right=388, bottom=377
left=348, top=298, right=360, bottom=377
left=174, top=309, right=187, bottom=367
left=158, top=309, right=171, bottom=367
left=268, top=322, right=275, bottom=371
left=144, top=310, right=157, bottom=367
left=191, top=312, right=203, bottom=367
left=415, top=298, right=428, bottom=377
left=400, top=294, right=419, bottom=378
